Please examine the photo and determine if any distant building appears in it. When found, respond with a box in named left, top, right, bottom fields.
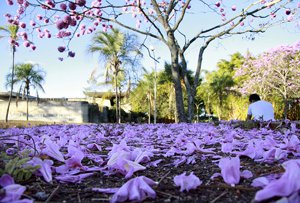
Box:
left=0, top=91, right=36, bottom=101
left=0, top=91, right=131, bottom=123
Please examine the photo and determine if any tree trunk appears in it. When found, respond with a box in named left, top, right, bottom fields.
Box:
left=195, top=104, right=199, bottom=123
left=115, top=72, right=119, bottom=123
left=169, top=45, right=187, bottom=122
left=5, top=46, right=16, bottom=123
left=180, top=44, right=207, bottom=123
left=26, top=88, right=29, bottom=121
left=179, top=52, right=194, bottom=122
left=283, top=98, right=288, bottom=120
left=118, top=86, right=121, bottom=123
left=148, top=92, right=151, bottom=124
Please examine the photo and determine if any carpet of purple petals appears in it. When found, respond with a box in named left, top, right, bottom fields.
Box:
left=0, top=121, right=300, bottom=203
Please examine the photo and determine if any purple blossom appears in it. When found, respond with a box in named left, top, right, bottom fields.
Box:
left=27, top=157, right=53, bottom=183
left=68, top=51, right=75, bottom=57
left=218, top=157, right=252, bottom=186
left=68, top=2, right=76, bottom=10
left=107, top=150, right=146, bottom=178
left=60, top=3, right=67, bottom=10
left=221, top=142, right=233, bottom=153
left=251, top=177, right=271, bottom=188
left=57, top=46, right=66, bottom=52
left=56, top=20, right=67, bottom=30
left=173, top=172, right=202, bottom=192
left=92, top=188, right=119, bottom=194
left=218, top=157, right=241, bottom=186
left=255, top=159, right=300, bottom=201
left=65, top=147, right=85, bottom=169
left=0, top=174, right=32, bottom=203
left=42, top=139, right=65, bottom=162
left=76, top=0, right=86, bottom=7
left=56, top=173, right=94, bottom=183
left=110, top=176, right=157, bottom=203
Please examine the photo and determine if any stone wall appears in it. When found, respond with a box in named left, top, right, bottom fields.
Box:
left=0, top=100, right=89, bottom=123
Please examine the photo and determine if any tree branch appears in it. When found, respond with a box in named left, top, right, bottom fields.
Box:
left=172, top=0, right=191, bottom=31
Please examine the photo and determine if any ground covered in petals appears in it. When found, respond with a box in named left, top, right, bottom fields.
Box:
left=0, top=121, right=300, bottom=203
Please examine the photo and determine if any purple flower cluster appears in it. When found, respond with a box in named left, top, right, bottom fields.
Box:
left=0, top=174, right=32, bottom=203
left=3, top=0, right=299, bottom=61
left=235, top=40, right=300, bottom=97
left=0, top=122, right=300, bottom=202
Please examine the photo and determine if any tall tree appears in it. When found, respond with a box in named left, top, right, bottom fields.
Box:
left=130, top=62, right=195, bottom=122
left=197, top=52, right=245, bottom=120
left=130, top=72, right=154, bottom=123
left=87, top=28, right=141, bottom=123
left=5, top=63, right=45, bottom=121
left=4, top=0, right=299, bottom=122
left=235, top=41, right=300, bottom=119
left=0, top=24, right=19, bottom=122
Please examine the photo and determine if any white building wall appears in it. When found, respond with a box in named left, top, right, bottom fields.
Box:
left=0, top=100, right=89, bottom=123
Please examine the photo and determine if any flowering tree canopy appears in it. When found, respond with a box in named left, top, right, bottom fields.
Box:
left=3, top=0, right=300, bottom=122
left=235, top=40, right=300, bottom=118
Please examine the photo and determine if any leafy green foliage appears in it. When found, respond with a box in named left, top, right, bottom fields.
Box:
left=197, top=52, right=246, bottom=120
left=0, top=151, right=40, bottom=182
left=87, top=28, right=142, bottom=123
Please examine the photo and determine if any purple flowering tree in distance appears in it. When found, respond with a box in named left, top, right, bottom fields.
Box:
left=235, top=41, right=300, bottom=119
left=3, top=0, right=300, bottom=122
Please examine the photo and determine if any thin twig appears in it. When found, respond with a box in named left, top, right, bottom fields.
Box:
left=157, top=170, right=171, bottom=185
left=37, top=183, right=45, bottom=192
left=45, top=185, right=60, bottom=203
left=210, top=191, right=227, bottom=203
left=156, top=190, right=180, bottom=199
left=91, top=198, right=110, bottom=201
left=77, top=192, right=81, bottom=203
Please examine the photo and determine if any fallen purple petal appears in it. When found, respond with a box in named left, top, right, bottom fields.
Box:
left=92, top=188, right=119, bottom=193
left=110, top=176, right=157, bottom=203
left=218, top=157, right=241, bottom=186
left=27, top=157, right=53, bottom=183
left=255, top=159, right=300, bottom=201
left=174, top=171, right=202, bottom=192
left=55, top=173, right=94, bottom=183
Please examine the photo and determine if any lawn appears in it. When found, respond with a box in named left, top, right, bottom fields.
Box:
left=0, top=121, right=299, bottom=203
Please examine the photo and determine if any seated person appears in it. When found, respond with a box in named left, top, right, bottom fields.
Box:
left=246, top=94, right=275, bottom=121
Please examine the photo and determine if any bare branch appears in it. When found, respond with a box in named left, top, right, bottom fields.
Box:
left=166, top=0, right=178, bottom=18
left=111, top=18, right=165, bottom=45
left=182, top=0, right=282, bottom=52
left=172, top=0, right=191, bottom=31
left=136, top=1, right=166, bottom=41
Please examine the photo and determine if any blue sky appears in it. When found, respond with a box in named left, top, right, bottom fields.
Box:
left=0, top=1, right=299, bottom=98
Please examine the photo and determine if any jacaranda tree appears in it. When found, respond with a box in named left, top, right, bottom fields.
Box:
left=235, top=41, right=300, bottom=119
left=3, top=0, right=300, bottom=122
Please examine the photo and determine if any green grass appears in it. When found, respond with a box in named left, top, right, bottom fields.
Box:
left=0, top=120, right=63, bottom=129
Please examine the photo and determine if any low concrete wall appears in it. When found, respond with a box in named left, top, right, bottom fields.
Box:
left=0, top=100, right=89, bottom=123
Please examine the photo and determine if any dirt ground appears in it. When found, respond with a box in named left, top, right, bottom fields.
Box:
left=0, top=120, right=298, bottom=203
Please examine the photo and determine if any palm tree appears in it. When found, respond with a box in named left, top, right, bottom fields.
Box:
left=6, top=63, right=46, bottom=121
left=0, top=24, right=19, bottom=122
left=87, top=28, right=141, bottom=123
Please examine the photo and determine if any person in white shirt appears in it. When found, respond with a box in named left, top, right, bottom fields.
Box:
left=246, top=94, right=275, bottom=121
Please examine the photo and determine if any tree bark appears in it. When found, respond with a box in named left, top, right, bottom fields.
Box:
left=179, top=52, right=193, bottom=122
left=283, top=98, right=288, bottom=120
left=115, top=71, right=119, bottom=123
left=170, top=49, right=186, bottom=122
left=118, top=85, right=122, bottom=123
left=148, top=92, right=151, bottom=124
left=26, top=88, right=29, bottom=121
